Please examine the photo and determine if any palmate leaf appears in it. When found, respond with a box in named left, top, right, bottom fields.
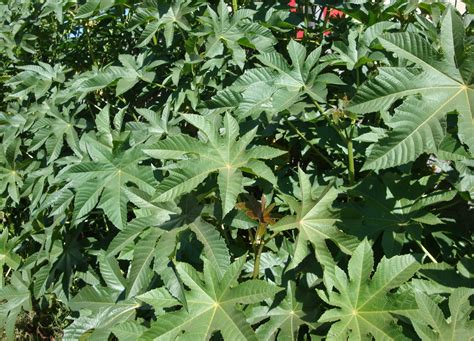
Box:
left=6, top=62, right=65, bottom=100
left=318, top=240, right=420, bottom=340
left=213, top=39, right=339, bottom=119
left=271, top=168, right=359, bottom=270
left=201, top=0, right=256, bottom=68
left=343, top=173, right=457, bottom=256
left=65, top=230, right=162, bottom=340
left=248, top=281, right=318, bottom=340
left=59, top=53, right=164, bottom=101
left=62, top=304, right=138, bottom=341
left=325, top=25, right=393, bottom=70
left=349, top=7, right=474, bottom=170
left=406, top=288, right=474, bottom=340
left=65, top=218, right=230, bottom=339
left=62, top=134, right=157, bottom=230
left=133, top=1, right=193, bottom=48
left=28, top=102, right=82, bottom=163
left=144, top=113, right=285, bottom=216
left=141, top=257, right=282, bottom=340
left=257, top=40, right=329, bottom=103
left=0, top=275, right=31, bottom=340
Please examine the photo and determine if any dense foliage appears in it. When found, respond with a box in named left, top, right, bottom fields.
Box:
left=0, top=0, right=473, bottom=339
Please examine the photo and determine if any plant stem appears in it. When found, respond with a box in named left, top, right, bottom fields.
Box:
left=416, top=240, right=438, bottom=263
left=232, top=0, right=238, bottom=12
left=264, top=231, right=280, bottom=244
left=84, top=21, right=96, bottom=66
left=304, top=0, right=309, bottom=29
left=252, top=242, right=265, bottom=279
left=286, top=119, right=335, bottom=168
left=311, top=99, right=325, bottom=115
left=347, top=124, right=356, bottom=186
left=347, top=138, right=355, bottom=186
left=4, top=267, right=11, bottom=280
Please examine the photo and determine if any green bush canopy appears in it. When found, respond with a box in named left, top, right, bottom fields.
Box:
left=0, top=0, right=473, bottom=339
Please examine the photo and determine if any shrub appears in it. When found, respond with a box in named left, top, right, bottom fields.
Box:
left=0, top=0, right=472, bottom=339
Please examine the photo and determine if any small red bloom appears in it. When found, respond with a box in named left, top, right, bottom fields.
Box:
left=322, top=7, right=345, bottom=19
left=296, top=28, right=304, bottom=40
left=329, top=9, right=344, bottom=18
left=289, top=0, right=297, bottom=12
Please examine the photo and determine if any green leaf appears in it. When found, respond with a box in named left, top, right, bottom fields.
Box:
left=63, top=304, right=138, bottom=341
left=111, top=321, right=147, bottom=341
left=144, top=113, right=284, bottom=216
left=218, top=167, right=244, bottom=217
left=349, top=22, right=473, bottom=170
left=64, top=135, right=156, bottom=229
left=0, top=228, right=21, bottom=273
left=69, top=285, right=123, bottom=311
left=153, top=228, right=188, bottom=309
left=272, top=168, right=359, bottom=269
left=249, top=281, right=319, bottom=340
left=126, top=229, right=161, bottom=298
left=406, top=288, right=474, bottom=340
left=213, top=40, right=332, bottom=119
left=188, top=218, right=230, bottom=279
left=137, top=287, right=178, bottom=311
left=141, top=257, right=282, bottom=340
left=318, top=240, right=420, bottom=340
left=343, top=173, right=456, bottom=255
left=98, top=251, right=126, bottom=291
left=75, top=0, right=100, bottom=19
left=0, top=276, right=31, bottom=340
left=6, top=62, right=65, bottom=99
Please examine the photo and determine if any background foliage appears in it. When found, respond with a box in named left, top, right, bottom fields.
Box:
left=0, top=0, right=473, bottom=339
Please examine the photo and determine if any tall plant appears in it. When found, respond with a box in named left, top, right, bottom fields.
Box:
left=0, top=0, right=472, bottom=339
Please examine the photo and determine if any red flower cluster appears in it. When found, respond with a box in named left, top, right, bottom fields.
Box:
left=322, top=7, right=345, bottom=18
left=289, top=1, right=345, bottom=39
left=288, top=0, right=297, bottom=12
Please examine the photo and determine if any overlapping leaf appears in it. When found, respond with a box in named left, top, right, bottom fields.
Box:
left=0, top=275, right=31, bottom=340
left=343, top=173, right=457, bottom=255
left=62, top=131, right=156, bottom=230
left=212, top=39, right=341, bottom=119
left=132, top=1, right=193, bottom=48
left=0, top=1, right=472, bottom=340
left=248, top=281, right=319, bottom=340
left=406, top=288, right=474, bottom=340
left=318, top=240, right=420, bottom=340
left=349, top=7, right=474, bottom=170
left=271, top=168, right=359, bottom=269
left=141, top=257, right=282, bottom=340
left=144, top=113, right=285, bottom=216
